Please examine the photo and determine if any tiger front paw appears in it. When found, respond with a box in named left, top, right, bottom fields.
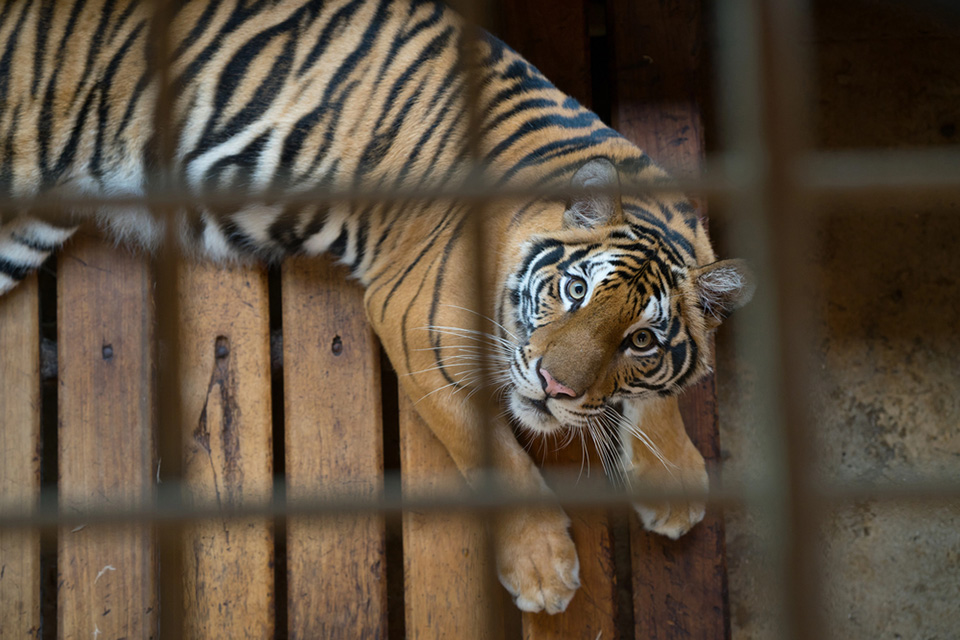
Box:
left=633, top=453, right=709, bottom=540
left=495, top=508, right=580, bottom=614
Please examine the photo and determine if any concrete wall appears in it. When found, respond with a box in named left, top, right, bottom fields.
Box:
left=716, top=1, right=960, bottom=637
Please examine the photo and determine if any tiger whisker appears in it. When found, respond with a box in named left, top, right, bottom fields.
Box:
left=418, top=325, right=517, bottom=351
left=594, top=413, right=631, bottom=488
left=587, top=416, right=615, bottom=485
left=606, top=406, right=679, bottom=475
left=577, top=426, right=589, bottom=483
left=440, top=304, right=520, bottom=342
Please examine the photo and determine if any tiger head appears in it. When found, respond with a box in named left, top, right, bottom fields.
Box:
left=499, top=157, right=754, bottom=435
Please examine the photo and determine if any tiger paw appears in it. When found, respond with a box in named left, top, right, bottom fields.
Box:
left=633, top=454, right=709, bottom=540
left=495, top=508, right=580, bottom=614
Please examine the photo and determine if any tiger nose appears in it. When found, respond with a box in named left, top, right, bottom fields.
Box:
left=539, top=367, right=578, bottom=398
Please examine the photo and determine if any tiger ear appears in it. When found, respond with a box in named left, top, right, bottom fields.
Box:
left=564, top=157, right=624, bottom=229
left=692, top=259, right=756, bottom=328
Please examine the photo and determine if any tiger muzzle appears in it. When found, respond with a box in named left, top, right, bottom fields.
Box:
left=536, top=312, right=621, bottom=400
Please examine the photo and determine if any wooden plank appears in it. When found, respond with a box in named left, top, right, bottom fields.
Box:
left=499, top=3, right=620, bottom=637
left=399, top=393, right=505, bottom=640
left=56, top=234, right=157, bottom=639
left=0, top=273, right=42, bottom=638
left=282, top=257, right=387, bottom=639
left=178, top=260, right=274, bottom=639
left=610, top=1, right=731, bottom=638
left=521, top=441, right=618, bottom=640
left=610, top=0, right=705, bottom=181
left=497, top=0, right=592, bottom=107
left=629, top=378, right=729, bottom=639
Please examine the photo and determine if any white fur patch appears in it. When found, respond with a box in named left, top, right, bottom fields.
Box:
left=0, top=273, right=16, bottom=295
left=698, top=265, right=747, bottom=321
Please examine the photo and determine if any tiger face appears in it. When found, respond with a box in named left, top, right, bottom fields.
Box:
left=498, top=158, right=753, bottom=436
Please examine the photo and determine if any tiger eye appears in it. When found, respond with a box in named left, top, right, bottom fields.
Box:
left=566, top=276, right=587, bottom=300
left=631, top=329, right=654, bottom=350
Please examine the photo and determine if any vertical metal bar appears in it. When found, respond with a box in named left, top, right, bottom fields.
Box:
left=458, top=0, right=508, bottom=633
left=713, top=0, right=821, bottom=638
left=756, top=1, right=823, bottom=638
left=148, top=1, right=185, bottom=637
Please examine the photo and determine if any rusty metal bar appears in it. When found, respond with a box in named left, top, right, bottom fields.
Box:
left=4, top=472, right=960, bottom=532
left=147, top=0, right=185, bottom=637
left=713, top=0, right=824, bottom=638
left=6, top=147, right=960, bottom=226
left=755, top=0, right=824, bottom=636
left=460, top=0, right=513, bottom=633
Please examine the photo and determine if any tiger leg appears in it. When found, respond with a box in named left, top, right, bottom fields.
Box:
left=621, top=395, right=708, bottom=539
left=399, top=387, right=581, bottom=614
left=0, top=217, right=77, bottom=294
left=366, top=245, right=580, bottom=613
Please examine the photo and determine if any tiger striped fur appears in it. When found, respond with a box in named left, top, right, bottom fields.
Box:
left=0, top=0, right=754, bottom=613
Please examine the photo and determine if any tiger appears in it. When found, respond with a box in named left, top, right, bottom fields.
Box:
left=0, top=0, right=753, bottom=614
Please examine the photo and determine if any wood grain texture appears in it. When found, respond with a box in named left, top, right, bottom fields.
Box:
left=610, top=0, right=706, bottom=180
left=282, top=257, right=387, bottom=639
left=521, top=441, right=618, bottom=640
left=630, top=375, right=729, bottom=640
left=177, top=260, right=274, bottom=639
left=0, top=273, right=42, bottom=638
left=56, top=234, right=157, bottom=639
left=399, top=393, right=506, bottom=640
left=497, top=0, right=592, bottom=107
left=610, top=1, right=731, bottom=638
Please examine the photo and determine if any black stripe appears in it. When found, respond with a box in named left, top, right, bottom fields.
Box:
left=176, top=0, right=277, bottom=90
left=556, top=245, right=599, bottom=272
left=328, top=225, right=349, bottom=259
left=483, top=110, right=602, bottom=167
left=268, top=205, right=308, bottom=253
left=185, top=14, right=299, bottom=163
left=351, top=217, right=369, bottom=273
left=171, top=0, right=224, bottom=61
left=481, top=97, right=556, bottom=138
left=497, top=130, right=622, bottom=184
left=0, top=257, right=33, bottom=281
left=297, top=0, right=367, bottom=77
left=1, top=0, right=33, bottom=117
left=73, top=0, right=116, bottom=109
left=108, top=0, right=144, bottom=45
left=516, top=238, right=562, bottom=277
left=93, top=20, right=147, bottom=180
left=622, top=203, right=695, bottom=261
left=425, top=214, right=470, bottom=387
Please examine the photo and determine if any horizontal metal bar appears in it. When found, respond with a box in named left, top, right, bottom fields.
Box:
left=801, top=149, right=960, bottom=197
left=0, top=174, right=729, bottom=218
left=3, top=151, right=959, bottom=223
left=2, top=473, right=959, bottom=531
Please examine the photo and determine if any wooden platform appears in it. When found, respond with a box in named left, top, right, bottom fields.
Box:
left=0, top=1, right=728, bottom=638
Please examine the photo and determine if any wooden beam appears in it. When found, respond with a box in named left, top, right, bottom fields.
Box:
left=282, top=257, right=387, bottom=639
left=610, top=0, right=706, bottom=181
left=0, top=273, right=42, bottom=638
left=399, top=393, right=507, bottom=640
left=629, top=380, right=729, bottom=639
left=497, top=0, right=592, bottom=107
left=520, top=440, right=618, bottom=640
left=178, top=261, right=274, bottom=638
left=56, top=234, right=157, bottom=639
